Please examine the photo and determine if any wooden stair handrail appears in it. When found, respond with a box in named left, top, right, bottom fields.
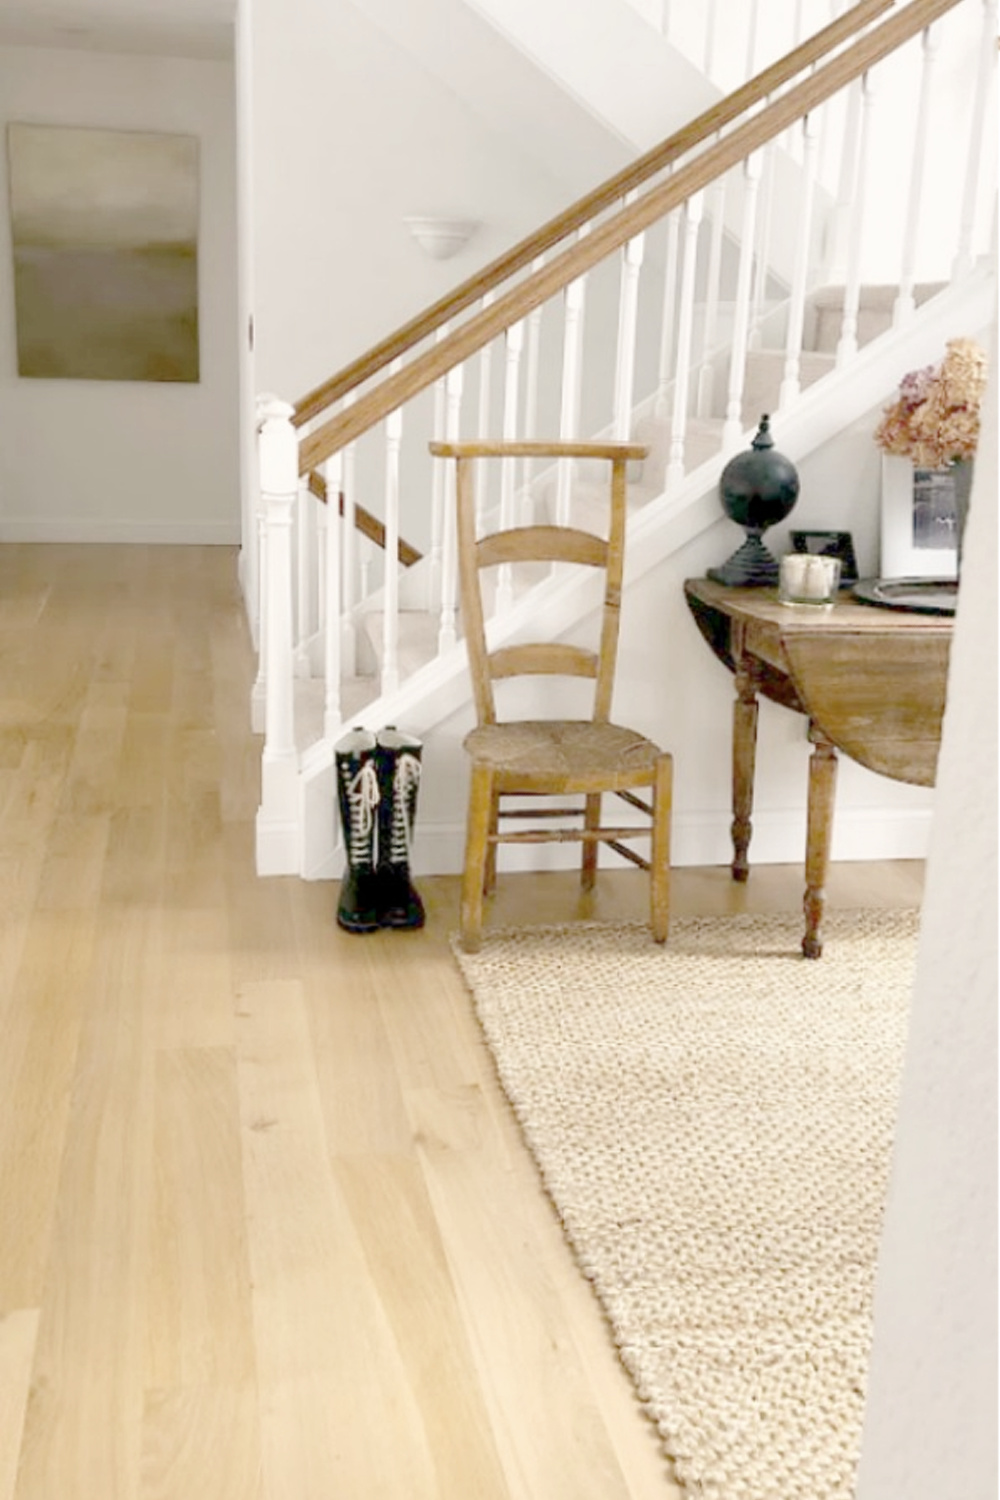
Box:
left=300, top=0, right=962, bottom=478
left=292, top=0, right=892, bottom=429
left=307, top=469, right=422, bottom=567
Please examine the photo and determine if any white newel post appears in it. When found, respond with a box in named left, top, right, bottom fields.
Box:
left=255, top=397, right=301, bottom=875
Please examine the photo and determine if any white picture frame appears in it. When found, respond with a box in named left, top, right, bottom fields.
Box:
left=880, top=453, right=959, bottom=580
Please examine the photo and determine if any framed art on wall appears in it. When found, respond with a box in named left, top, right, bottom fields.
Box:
left=880, top=453, right=959, bottom=580
left=6, top=122, right=200, bottom=383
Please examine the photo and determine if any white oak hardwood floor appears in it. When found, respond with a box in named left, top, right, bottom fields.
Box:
left=0, top=544, right=924, bottom=1500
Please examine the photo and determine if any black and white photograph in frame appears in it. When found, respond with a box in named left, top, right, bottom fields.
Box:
left=880, top=453, right=958, bottom=580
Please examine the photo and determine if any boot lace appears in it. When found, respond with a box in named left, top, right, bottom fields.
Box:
left=388, top=752, right=421, bottom=863
left=346, top=760, right=380, bottom=866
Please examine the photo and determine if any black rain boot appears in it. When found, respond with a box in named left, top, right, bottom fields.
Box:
left=334, top=727, right=381, bottom=933
left=374, top=726, right=426, bottom=929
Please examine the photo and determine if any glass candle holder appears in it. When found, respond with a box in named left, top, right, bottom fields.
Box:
left=779, top=552, right=841, bottom=606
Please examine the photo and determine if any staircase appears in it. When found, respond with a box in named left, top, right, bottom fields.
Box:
left=251, top=0, right=997, bottom=879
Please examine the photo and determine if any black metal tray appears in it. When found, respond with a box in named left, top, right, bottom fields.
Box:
left=852, top=578, right=957, bottom=616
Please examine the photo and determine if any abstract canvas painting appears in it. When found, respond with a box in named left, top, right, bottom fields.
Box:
left=7, top=123, right=199, bottom=382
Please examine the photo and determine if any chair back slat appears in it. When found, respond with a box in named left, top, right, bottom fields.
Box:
left=477, top=527, right=608, bottom=570
left=489, top=643, right=599, bottom=681
left=444, top=442, right=646, bottom=729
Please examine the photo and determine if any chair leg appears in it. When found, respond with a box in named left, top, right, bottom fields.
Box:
left=461, top=763, right=495, bottom=953
left=483, top=787, right=500, bottom=895
left=650, top=754, right=673, bottom=943
left=582, top=793, right=601, bottom=890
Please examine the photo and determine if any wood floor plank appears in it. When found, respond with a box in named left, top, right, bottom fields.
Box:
left=0, top=915, right=98, bottom=1312
left=0, top=1310, right=39, bottom=1500
left=235, top=977, right=442, bottom=1500
left=139, top=1386, right=262, bottom=1500
left=14, top=909, right=158, bottom=1500
left=406, top=1080, right=651, bottom=1500
left=144, top=1047, right=256, bottom=1392
left=335, top=1153, right=511, bottom=1499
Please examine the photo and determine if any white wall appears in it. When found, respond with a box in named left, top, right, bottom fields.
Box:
left=855, top=322, right=997, bottom=1499
left=0, top=45, right=240, bottom=543
left=246, top=0, right=630, bottom=403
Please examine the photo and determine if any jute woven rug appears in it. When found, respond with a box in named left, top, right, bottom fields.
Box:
left=451, top=909, right=918, bottom=1500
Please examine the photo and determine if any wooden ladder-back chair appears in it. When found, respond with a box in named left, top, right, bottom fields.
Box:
left=430, top=440, right=673, bottom=953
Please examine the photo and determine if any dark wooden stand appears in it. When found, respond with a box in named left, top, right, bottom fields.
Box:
left=684, top=578, right=952, bottom=957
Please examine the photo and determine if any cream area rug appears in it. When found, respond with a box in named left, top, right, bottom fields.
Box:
left=451, top=909, right=918, bottom=1500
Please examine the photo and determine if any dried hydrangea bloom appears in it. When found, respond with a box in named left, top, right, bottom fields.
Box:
left=875, top=337, right=988, bottom=467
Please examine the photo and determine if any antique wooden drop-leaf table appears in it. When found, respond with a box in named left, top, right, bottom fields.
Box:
left=684, top=577, right=953, bottom=957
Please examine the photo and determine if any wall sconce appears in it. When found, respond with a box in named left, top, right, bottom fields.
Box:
left=403, top=216, right=481, bottom=260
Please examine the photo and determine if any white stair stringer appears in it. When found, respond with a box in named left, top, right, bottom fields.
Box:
left=279, top=260, right=996, bottom=881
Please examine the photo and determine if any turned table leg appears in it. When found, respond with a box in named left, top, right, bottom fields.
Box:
left=731, top=655, right=760, bottom=883
left=803, top=724, right=838, bottom=959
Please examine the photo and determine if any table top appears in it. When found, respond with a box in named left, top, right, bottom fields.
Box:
left=684, top=578, right=954, bottom=637
left=683, top=578, right=952, bottom=787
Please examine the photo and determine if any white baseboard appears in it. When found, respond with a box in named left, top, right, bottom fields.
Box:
left=0, top=519, right=241, bottom=544
left=255, top=813, right=301, bottom=876
left=297, top=804, right=934, bottom=882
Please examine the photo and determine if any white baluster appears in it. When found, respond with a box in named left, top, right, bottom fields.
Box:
left=666, top=191, right=704, bottom=487
left=703, top=0, right=717, bottom=80
left=723, top=152, right=763, bottom=447
left=894, top=25, right=939, bottom=327
left=613, top=229, right=646, bottom=441
left=836, top=69, right=877, bottom=365
left=438, top=362, right=464, bottom=655
left=429, top=326, right=450, bottom=612
left=381, top=397, right=403, bottom=697
left=696, top=180, right=727, bottom=418
left=475, top=293, right=494, bottom=531
left=340, top=390, right=359, bottom=673
left=779, top=112, right=820, bottom=408
left=323, top=450, right=342, bottom=740
left=557, top=229, right=589, bottom=526
left=745, top=0, right=760, bottom=80
left=655, top=210, right=681, bottom=417
left=256, top=396, right=299, bottom=865
left=953, top=0, right=997, bottom=279
left=661, top=0, right=671, bottom=40
left=825, top=74, right=862, bottom=286
left=748, top=146, right=775, bottom=351
left=495, top=319, right=524, bottom=614
left=521, top=258, right=546, bottom=517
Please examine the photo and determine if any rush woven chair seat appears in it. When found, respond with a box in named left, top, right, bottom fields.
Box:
left=430, top=440, right=673, bottom=953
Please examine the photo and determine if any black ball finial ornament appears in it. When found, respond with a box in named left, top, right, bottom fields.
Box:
left=708, top=415, right=800, bottom=586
